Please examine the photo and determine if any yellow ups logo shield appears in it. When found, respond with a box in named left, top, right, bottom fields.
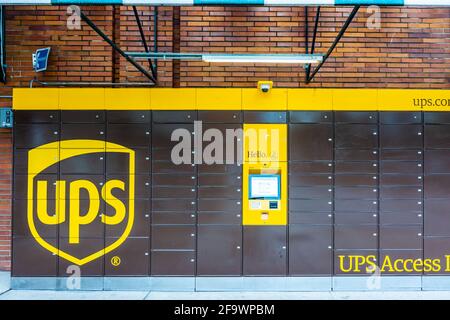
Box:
left=27, top=139, right=135, bottom=266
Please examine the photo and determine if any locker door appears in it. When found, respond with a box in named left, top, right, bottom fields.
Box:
left=14, top=110, right=60, bottom=124
left=335, top=225, right=378, bottom=250
left=107, top=110, right=151, bottom=123
left=107, top=124, right=151, bottom=148
left=425, top=125, right=450, bottom=149
left=425, top=200, right=450, bottom=236
left=289, top=111, right=332, bottom=124
left=197, top=225, right=242, bottom=275
left=151, top=251, right=195, bottom=276
left=12, top=237, right=58, bottom=276
left=380, top=125, right=423, bottom=149
left=335, top=124, right=378, bottom=149
left=61, top=110, right=105, bottom=123
left=198, top=111, right=242, bottom=123
left=243, top=226, right=287, bottom=275
left=335, top=111, right=377, bottom=124
left=104, top=237, right=150, bottom=276
left=289, top=225, right=332, bottom=275
left=14, top=124, right=60, bottom=148
left=289, top=124, right=333, bottom=161
left=243, top=111, right=286, bottom=123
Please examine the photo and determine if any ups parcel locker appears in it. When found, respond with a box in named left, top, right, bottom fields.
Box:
left=9, top=87, right=450, bottom=291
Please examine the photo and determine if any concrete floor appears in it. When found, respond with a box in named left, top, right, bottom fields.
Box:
left=2, top=272, right=450, bottom=300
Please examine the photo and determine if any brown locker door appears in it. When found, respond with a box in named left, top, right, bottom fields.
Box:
left=289, top=111, right=332, bottom=124
left=198, top=111, right=242, bottom=123
left=381, top=149, right=423, bottom=161
left=151, top=225, right=196, bottom=250
left=335, top=111, right=378, bottom=124
left=289, top=124, right=333, bottom=161
left=243, top=111, right=286, bottom=123
left=58, top=238, right=104, bottom=276
left=381, top=125, right=423, bottom=149
left=289, top=225, right=332, bottom=275
left=379, top=250, right=423, bottom=275
left=59, top=152, right=105, bottom=175
left=334, top=225, right=378, bottom=250
left=60, top=123, right=105, bottom=142
left=104, top=237, right=150, bottom=276
left=290, top=186, right=332, bottom=199
left=424, top=237, right=450, bottom=274
left=425, top=112, right=450, bottom=124
left=289, top=162, right=333, bottom=174
left=243, top=226, right=287, bottom=275
left=14, top=110, right=60, bottom=123
left=107, top=110, right=151, bottom=123
left=152, top=111, right=197, bottom=123
left=335, top=124, right=378, bottom=149
left=425, top=150, right=450, bottom=174
left=197, top=225, right=242, bottom=275
left=107, top=124, right=151, bottom=148
left=380, top=112, right=422, bottom=124
left=425, top=125, right=450, bottom=149
left=151, top=251, right=195, bottom=276
left=379, top=225, right=422, bottom=250
left=289, top=212, right=332, bottom=225
left=425, top=175, right=450, bottom=198
left=290, top=199, right=332, bottom=212
left=106, top=148, right=151, bottom=174
left=61, top=110, right=105, bottom=123
left=14, top=124, right=60, bottom=148
left=425, top=200, right=450, bottom=237
left=335, top=149, right=378, bottom=161
left=12, top=237, right=58, bottom=276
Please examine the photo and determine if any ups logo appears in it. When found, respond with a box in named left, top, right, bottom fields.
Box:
left=27, top=139, right=135, bottom=266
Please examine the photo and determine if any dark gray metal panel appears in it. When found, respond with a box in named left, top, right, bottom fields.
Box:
left=335, top=124, right=378, bottom=149
left=243, top=226, right=287, bottom=276
left=289, top=162, right=333, bottom=174
left=198, top=174, right=241, bottom=186
left=425, top=150, right=450, bottom=174
left=152, top=212, right=195, bottom=225
left=380, top=186, right=422, bottom=199
left=380, top=161, right=422, bottom=175
left=335, top=111, right=377, bottom=124
left=60, top=123, right=105, bottom=142
left=335, top=162, right=377, bottom=174
left=381, top=174, right=422, bottom=187
left=380, top=199, right=422, bottom=213
left=243, top=111, right=287, bottom=123
left=334, top=225, right=378, bottom=249
left=198, top=164, right=241, bottom=174
left=334, top=212, right=377, bottom=225
left=334, top=199, right=378, bottom=213
left=197, top=225, right=242, bottom=275
left=289, top=124, right=333, bottom=161
left=14, top=110, right=60, bottom=123
left=289, top=225, right=332, bottom=275
left=289, top=199, right=332, bottom=212
left=107, top=124, right=151, bottom=148
left=152, top=174, right=196, bottom=187
left=198, top=199, right=241, bottom=212
left=198, top=186, right=241, bottom=199
left=380, top=212, right=422, bottom=225
left=289, top=174, right=332, bottom=187
left=107, top=110, right=151, bottom=123
left=424, top=112, right=450, bottom=124
left=380, top=225, right=423, bottom=250
left=335, top=174, right=378, bottom=187
left=381, top=149, right=423, bottom=161
left=335, top=187, right=377, bottom=199
left=151, top=251, right=195, bottom=276
left=424, top=237, right=450, bottom=274
left=381, top=125, right=423, bottom=149
left=197, top=212, right=241, bottom=225
left=152, top=111, right=197, bottom=123
left=289, top=212, right=332, bottom=224
left=425, top=200, right=450, bottom=237
left=61, top=111, right=105, bottom=123
left=152, top=199, right=196, bottom=212
left=380, top=112, right=422, bottom=124
left=198, top=111, right=242, bottom=123
left=425, top=125, right=450, bottom=149
left=151, top=225, right=195, bottom=250
left=152, top=161, right=195, bottom=174
left=335, top=149, right=378, bottom=161
left=289, top=186, right=332, bottom=199
left=12, top=237, right=58, bottom=277
left=425, top=175, right=450, bottom=198
left=104, top=237, right=150, bottom=276
left=152, top=186, right=196, bottom=198
left=289, top=111, right=332, bottom=123
left=14, top=124, right=60, bottom=148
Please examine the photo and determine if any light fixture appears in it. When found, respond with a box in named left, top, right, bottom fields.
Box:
left=127, top=52, right=323, bottom=65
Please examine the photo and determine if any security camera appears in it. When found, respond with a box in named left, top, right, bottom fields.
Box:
left=257, top=81, right=273, bottom=93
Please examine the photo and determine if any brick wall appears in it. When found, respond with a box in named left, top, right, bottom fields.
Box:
left=0, top=5, right=448, bottom=271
